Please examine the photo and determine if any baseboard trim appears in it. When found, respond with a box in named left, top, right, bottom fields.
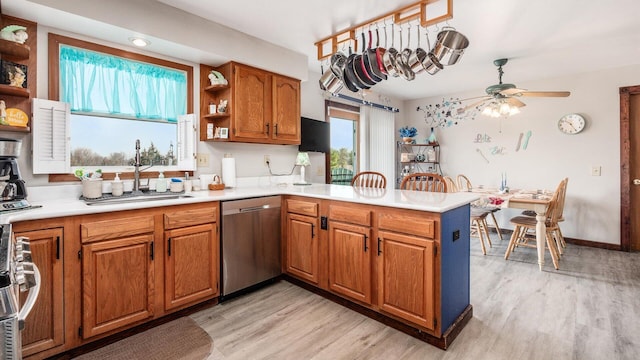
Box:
left=283, top=275, right=472, bottom=350
left=564, top=237, right=622, bottom=250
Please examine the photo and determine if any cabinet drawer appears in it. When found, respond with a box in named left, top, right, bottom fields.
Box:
left=377, top=212, right=436, bottom=239
left=329, top=205, right=371, bottom=226
left=81, top=215, right=155, bottom=243
left=286, top=199, right=318, bottom=217
left=164, top=204, right=217, bottom=230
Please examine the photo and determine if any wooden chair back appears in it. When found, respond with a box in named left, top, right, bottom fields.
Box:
left=556, top=177, right=569, bottom=220
left=400, top=173, right=448, bottom=193
left=547, top=178, right=568, bottom=225
left=456, top=174, right=472, bottom=191
left=351, top=171, right=387, bottom=188
left=443, top=176, right=458, bottom=193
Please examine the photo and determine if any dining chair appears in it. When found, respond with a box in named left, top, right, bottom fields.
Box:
left=456, top=174, right=504, bottom=241
left=504, top=178, right=567, bottom=270
left=400, top=173, right=447, bottom=192
left=443, top=176, right=458, bottom=192
left=351, top=171, right=387, bottom=188
left=470, top=207, right=493, bottom=255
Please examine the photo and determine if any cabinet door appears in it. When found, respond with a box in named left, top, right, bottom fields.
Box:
left=233, top=64, right=271, bottom=141
left=16, top=228, right=64, bottom=357
left=82, top=235, right=154, bottom=338
left=165, top=223, right=219, bottom=311
left=328, top=221, right=372, bottom=304
left=272, top=75, right=300, bottom=144
left=286, top=213, right=319, bottom=285
left=377, top=230, right=436, bottom=330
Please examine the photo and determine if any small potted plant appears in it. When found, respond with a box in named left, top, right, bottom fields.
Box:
left=399, top=126, right=417, bottom=143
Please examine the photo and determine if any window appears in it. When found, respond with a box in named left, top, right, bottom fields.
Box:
left=40, top=34, right=195, bottom=176
left=326, top=103, right=359, bottom=185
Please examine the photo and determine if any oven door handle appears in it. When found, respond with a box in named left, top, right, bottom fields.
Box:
left=18, top=263, right=41, bottom=329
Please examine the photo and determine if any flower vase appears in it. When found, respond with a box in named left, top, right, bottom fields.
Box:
left=402, top=137, right=413, bottom=144
left=427, top=127, right=437, bottom=144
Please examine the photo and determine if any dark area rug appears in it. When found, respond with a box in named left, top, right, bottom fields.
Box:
left=74, top=317, right=212, bottom=360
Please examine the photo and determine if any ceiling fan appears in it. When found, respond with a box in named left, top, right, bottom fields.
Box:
left=462, top=58, right=570, bottom=115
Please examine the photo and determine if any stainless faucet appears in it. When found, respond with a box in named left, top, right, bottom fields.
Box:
left=133, top=139, right=153, bottom=193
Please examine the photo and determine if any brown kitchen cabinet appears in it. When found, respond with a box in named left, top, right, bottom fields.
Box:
left=199, top=62, right=300, bottom=144
left=0, top=15, right=37, bottom=133
left=284, top=198, right=321, bottom=286
left=327, top=204, right=373, bottom=305
left=14, top=227, right=64, bottom=357
left=80, top=215, right=156, bottom=339
left=163, top=204, right=219, bottom=311
left=376, top=210, right=438, bottom=332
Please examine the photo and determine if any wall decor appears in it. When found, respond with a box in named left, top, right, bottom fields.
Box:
left=476, top=148, right=490, bottom=163
left=417, top=97, right=479, bottom=128
left=489, top=146, right=506, bottom=155
left=521, top=130, right=532, bottom=150
left=515, top=132, right=523, bottom=151
left=473, top=133, right=492, bottom=143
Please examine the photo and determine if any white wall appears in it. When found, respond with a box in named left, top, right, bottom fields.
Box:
left=404, top=64, right=640, bottom=245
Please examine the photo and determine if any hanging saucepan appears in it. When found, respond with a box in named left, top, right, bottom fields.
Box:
left=395, top=23, right=415, bottom=81
left=374, top=26, right=388, bottom=76
left=382, top=23, right=400, bottom=77
left=318, top=52, right=346, bottom=93
left=342, top=43, right=359, bottom=92
left=360, top=31, right=382, bottom=84
left=345, top=41, right=369, bottom=91
left=366, top=27, right=387, bottom=80
left=407, top=24, right=427, bottom=75
left=432, top=26, right=469, bottom=66
left=420, top=27, right=444, bottom=75
left=354, top=31, right=377, bottom=87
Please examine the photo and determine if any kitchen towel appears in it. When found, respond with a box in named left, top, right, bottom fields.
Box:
left=221, top=154, right=236, bottom=188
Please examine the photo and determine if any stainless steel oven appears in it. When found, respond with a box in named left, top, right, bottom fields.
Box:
left=0, top=223, right=40, bottom=359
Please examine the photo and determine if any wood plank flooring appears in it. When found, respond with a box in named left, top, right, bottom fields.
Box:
left=190, top=237, right=640, bottom=360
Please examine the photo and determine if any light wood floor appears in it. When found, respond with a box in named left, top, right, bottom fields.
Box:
left=191, top=237, right=640, bottom=360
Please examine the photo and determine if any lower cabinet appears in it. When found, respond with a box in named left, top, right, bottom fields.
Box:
left=14, top=227, right=65, bottom=357
left=376, top=230, right=435, bottom=331
left=81, top=234, right=155, bottom=338
left=284, top=198, right=321, bottom=286
left=164, top=223, right=218, bottom=311
left=328, top=204, right=372, bottom=305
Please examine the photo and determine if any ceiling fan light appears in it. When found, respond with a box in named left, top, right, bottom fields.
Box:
left=509, top=106, right=520, bottom=115
left=499, top=102, right=511, bottom=114
left=482, top=106, right=493, bottom=116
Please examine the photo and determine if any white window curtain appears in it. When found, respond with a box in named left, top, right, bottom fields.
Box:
left=359, top=106, right=395, bottom=188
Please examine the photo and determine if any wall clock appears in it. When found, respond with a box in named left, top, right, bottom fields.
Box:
left=557, top=113, right=586, bottom=135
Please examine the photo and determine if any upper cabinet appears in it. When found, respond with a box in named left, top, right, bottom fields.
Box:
left=0, top=15, right=37, bottom=132
left=200, top=62, right=300, bottom=145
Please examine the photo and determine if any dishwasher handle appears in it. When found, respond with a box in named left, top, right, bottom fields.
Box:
left=240, top=204, right=275, bottom=213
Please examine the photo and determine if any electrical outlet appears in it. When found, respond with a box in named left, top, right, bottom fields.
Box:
left=197, top=153, right=209, bottom=167
left=591, top=165, right=601, bottom=176
left=264, top=155, right=270, bottom=167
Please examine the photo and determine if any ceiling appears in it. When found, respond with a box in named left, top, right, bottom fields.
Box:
left=6, top=0, right=640, bottom=101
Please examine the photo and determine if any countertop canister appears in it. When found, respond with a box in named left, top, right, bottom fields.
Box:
left=221, top=153, right=236, bottom=188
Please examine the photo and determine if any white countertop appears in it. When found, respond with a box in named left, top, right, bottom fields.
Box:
left=0, top=182, right=479, bottom=224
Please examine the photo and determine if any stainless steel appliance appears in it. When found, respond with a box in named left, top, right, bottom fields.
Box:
left=221, top=196, right=281, bottom=298
left=0, top=223, right=41, bottom=359
left=0, top=138, right=32, bottom=213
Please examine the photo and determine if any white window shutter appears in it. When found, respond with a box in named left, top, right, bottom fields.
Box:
left=177, top=113, right=196, bottom=170
left=32, top=98, right=71, bottom=174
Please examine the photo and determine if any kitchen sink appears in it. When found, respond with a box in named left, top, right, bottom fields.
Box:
left=83, top=192, right=193, bottom=206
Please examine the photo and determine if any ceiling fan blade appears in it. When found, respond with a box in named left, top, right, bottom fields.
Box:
left=505, top=97, right=526, bottom=108
left=518, top=91, right=570, bottom=97
left=459, top=95, right=491, bottom=102
left=499, top=88, right=528, bottom=96
left=463, top=98, right=490, bottom=112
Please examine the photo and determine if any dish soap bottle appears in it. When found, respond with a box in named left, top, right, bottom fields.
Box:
left=111, top=172, right=124, bottom=196
left=156, top=171, right=167, bottom=193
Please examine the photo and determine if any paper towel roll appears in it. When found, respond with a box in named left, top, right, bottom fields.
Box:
left=221, top=155, right=236, bottom=188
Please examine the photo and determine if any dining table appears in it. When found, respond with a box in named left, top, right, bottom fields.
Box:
left=470, top=188, right=553, bottom=271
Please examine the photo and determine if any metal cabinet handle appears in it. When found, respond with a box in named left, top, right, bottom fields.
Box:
left=311, top=223, right=315, bottom=238
left=363, top=234, right=368, bottom=252
left=377, top=237, right=382, bottom=256
left=266, top=123, right=270, bottom=135
left=274, top=124, right=278, bottom=136
left=167, top=238, right=171, bottom=256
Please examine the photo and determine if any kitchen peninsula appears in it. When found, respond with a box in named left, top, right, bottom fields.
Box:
left=3, top=183, right=478, bottom=358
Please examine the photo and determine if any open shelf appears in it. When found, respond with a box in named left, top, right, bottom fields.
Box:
left=0, top=39, right=30, bottom=59
left=204, top=84, right=229, bottom=92
left=0, top=84, right=29, bottom=97
left=0, top=124, right=30, bottom=133
left=203, top=113, right=230, bottom=119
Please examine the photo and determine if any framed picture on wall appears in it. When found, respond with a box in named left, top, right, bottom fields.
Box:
left=0, top=60, right=28, bottom=88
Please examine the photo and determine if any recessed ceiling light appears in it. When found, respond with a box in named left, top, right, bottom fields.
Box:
left=129, top=37, right=150, bottom=47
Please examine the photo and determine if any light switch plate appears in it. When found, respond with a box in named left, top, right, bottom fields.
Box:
left=197, top=153, right=209, bottom=167
left=591, top=165, right=601, bottom=176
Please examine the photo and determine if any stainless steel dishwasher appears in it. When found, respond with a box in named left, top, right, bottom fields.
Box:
left=221, top=196, right=281, bottom=298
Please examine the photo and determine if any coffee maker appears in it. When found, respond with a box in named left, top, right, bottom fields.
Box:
left=0, top=138, right=29, bottom=211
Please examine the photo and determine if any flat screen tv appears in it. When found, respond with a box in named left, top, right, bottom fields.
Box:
left=299, top=117, right=330, bottom=153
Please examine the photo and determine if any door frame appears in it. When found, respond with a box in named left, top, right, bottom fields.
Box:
left=324, top=100, right=360, bottom=184
left=619, top=85, right=640, bottom=251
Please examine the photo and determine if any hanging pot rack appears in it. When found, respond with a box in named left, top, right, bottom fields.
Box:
left=314, top=0, right=453, bottom=60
